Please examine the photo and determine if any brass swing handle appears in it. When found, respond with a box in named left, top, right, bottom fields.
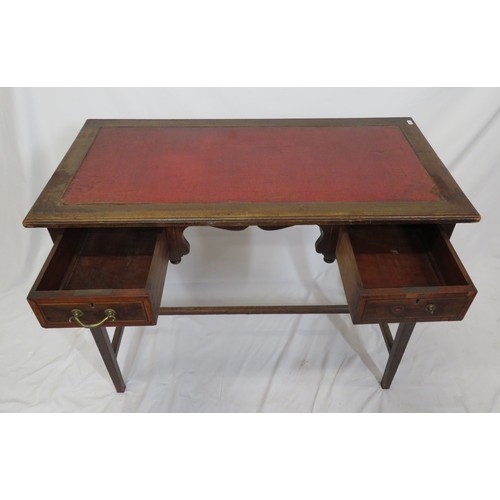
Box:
left=69, top=308, right=117, bottom=328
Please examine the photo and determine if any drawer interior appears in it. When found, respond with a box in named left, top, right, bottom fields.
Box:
left=346, top=225, right=469, bottom=289
left=37, top=228, right=161, bottom=291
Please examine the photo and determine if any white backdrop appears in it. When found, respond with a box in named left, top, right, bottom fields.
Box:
left=1, top=87, right=499, bottom=412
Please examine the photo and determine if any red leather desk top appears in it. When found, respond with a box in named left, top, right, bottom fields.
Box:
left=23, top=118, right=480, bottom=228
left=63, top=125, right=440, bottom=205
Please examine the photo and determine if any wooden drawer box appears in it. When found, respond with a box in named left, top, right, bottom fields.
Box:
left=336, top=225, right=477, bottom=324
left=28, top=228, right=169, bottom=328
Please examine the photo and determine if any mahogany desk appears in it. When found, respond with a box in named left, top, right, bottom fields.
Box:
left=23, top=118, right=480, bottom=392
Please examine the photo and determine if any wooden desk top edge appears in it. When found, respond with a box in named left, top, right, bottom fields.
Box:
left=23, top=117, right=480, bottom=228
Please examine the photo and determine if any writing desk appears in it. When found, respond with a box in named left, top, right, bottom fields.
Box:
left=23, top=118, right=480, bottom=392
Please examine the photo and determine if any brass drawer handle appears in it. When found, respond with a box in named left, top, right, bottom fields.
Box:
left=425, top=304, right=437, bottom=315
left=69, top=308, right=117, bottom=328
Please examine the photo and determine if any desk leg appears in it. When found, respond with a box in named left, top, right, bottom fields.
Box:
left=380, top=322, right=416, bottom=389
left=91, top=327, right=126, bottom=393
left=379, top=323, right=394, bottom=353
left=112, top=326, right=125, bottom=355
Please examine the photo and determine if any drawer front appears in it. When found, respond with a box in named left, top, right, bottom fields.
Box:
left=336, top=225, right=477, bottom=325
left=27, top=227, right=169, bottom=329
left=359, top=295, right=471, bottom=324
left=33, top=300, right=153, bottom=328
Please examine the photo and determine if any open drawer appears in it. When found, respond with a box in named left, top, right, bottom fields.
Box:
left=28, top=228, right=169, bottom=328
left=336, top=225, right=477, bottom=324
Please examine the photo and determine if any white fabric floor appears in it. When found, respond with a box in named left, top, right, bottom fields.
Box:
left=1, top=87, right=499, bottom=412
